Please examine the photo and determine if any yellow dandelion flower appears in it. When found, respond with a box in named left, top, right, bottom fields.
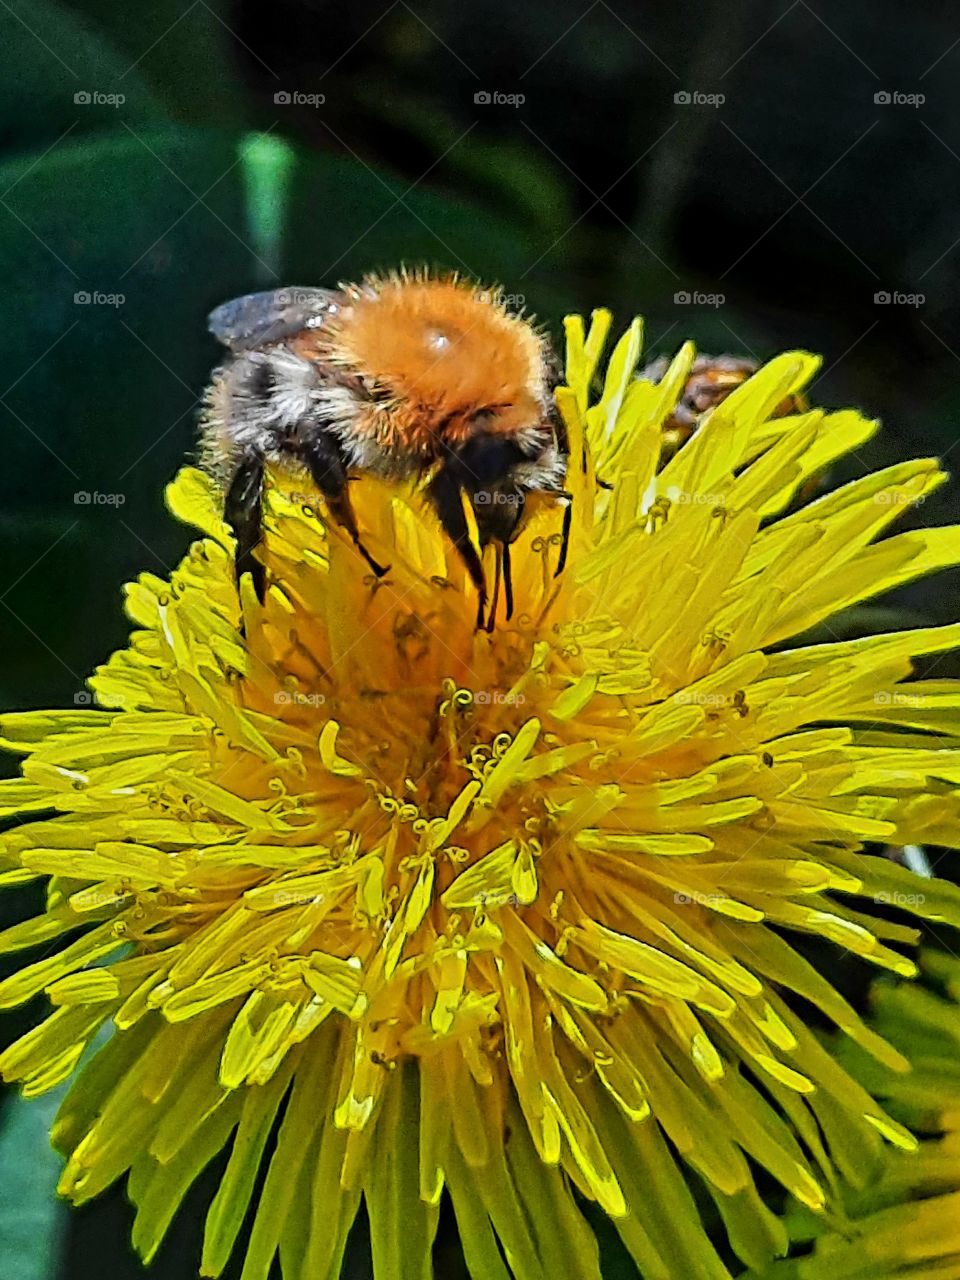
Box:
left=754, top=951, right=960, bottom=1279
left=3, top=310, right=960, bottom=1279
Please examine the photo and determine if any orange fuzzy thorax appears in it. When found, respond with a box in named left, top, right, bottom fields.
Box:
left=321, top=276, right=546, bottom=451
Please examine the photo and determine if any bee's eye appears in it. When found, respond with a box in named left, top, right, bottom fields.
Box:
left=455, top=435, right=528, bottom=484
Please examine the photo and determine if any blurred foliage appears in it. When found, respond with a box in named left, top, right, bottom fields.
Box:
left=0, top=1088, right=67, bottom=1280
left=1, top=0, right=959, bottom=1276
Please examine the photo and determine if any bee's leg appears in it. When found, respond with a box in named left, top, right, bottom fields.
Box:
left=483, top=545, right=503, bottom=634
left=469, top=485, right=524, bottom=633
left=298, top=432, right=389, bottom=577
left=502, top=542, right=514, bottom=620
left=427, top=466, right=487, bottom=627
left=224, top=451, right=266, bottom=602
left=482, top=542, right=515, bottom=632
left=554, top=491, right=573, bottom=577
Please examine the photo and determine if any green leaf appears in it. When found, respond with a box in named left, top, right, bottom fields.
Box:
left=0, top=127, right=258, bottom=706
left=0, top=1089, right=68, bottom=1280
left=60, top=0, right=244, bottom=123
left=0, top=0, right=165, bottom=146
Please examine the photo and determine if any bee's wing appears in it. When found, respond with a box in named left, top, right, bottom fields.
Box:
left=207, top=287, right=339, bottom=351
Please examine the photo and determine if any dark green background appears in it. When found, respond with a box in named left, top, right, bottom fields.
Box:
left=1, top=2, right=959, bottom=1276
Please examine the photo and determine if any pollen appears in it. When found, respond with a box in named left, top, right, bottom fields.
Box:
left=2, top=310, right=960, bottom=1280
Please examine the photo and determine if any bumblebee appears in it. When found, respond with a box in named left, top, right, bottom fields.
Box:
left=638, top=353, right=807, bottom=460
left=201, top=273, right=568, bottom=627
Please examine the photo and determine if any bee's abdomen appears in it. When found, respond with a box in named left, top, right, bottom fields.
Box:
left=202, top=347, right=327, bottom=466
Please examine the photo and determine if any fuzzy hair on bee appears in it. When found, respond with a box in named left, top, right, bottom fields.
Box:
left=201, top=271, right=569, bottom=628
